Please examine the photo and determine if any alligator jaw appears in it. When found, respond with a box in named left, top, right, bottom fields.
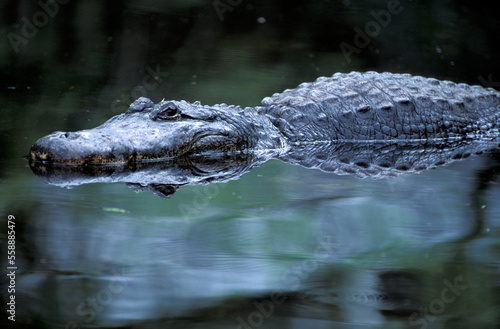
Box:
left=29, top=147, right=130, bottom=167
left=29, top=129, right=247, bottom=167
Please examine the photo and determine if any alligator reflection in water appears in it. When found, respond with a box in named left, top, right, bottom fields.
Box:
left=30, top=138, right=500, bottom=199
left=29, top=151, right=270, bottom=198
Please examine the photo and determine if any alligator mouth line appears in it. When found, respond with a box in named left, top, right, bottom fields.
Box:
left=29, top=132, right=236, bottom=167
left=29, top=148, right=129, bottom=167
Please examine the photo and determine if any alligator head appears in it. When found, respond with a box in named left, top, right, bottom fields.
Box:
left=29, top=97, right=285, bottom=166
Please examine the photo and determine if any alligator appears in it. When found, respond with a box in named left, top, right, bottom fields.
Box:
left=29, top=71, right=500, bottom=196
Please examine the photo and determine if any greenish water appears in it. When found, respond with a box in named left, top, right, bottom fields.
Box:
left=1, top=1, right=500, bottom=328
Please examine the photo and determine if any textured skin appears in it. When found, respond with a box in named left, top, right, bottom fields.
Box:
left=261, top=71, right=500, bottom=143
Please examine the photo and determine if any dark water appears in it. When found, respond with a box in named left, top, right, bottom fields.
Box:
left=1, top=1, right=500, bottom=328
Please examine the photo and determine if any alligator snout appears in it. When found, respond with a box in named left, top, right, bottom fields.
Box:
left=29, top=130, right=125, bottom=166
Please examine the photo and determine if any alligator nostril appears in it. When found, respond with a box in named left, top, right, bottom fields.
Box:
left=61, top=132, right=79, bottom=140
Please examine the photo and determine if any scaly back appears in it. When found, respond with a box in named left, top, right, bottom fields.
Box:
left=260, top=71, right=500, bottom=143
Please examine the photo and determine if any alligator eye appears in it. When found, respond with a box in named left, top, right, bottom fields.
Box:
left=151, top=103, right=181, bottom=121
left=161, top=107, right=178, bottom=117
